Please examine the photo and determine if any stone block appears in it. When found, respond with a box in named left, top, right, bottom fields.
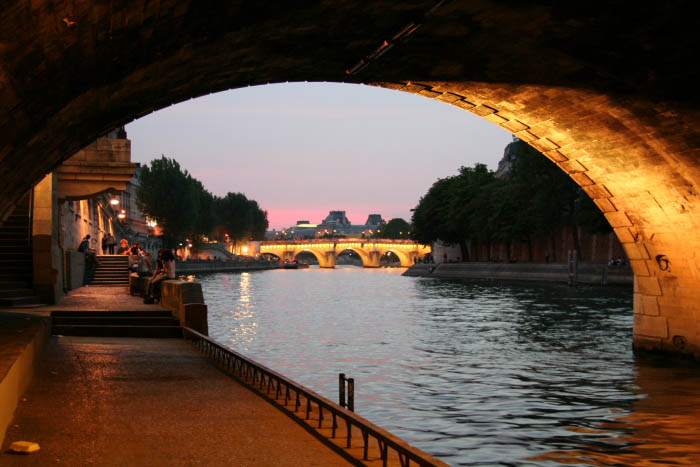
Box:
left=614, top=227, right=636, bottom=243
left=484, top=112, right=508, bottom=124
left=605, top=211, right=633, bottom=228
left=623, top=242, right=650, bottom=260
left=502, top=119, right=529, bottom=132
left=642, top=294, right=660, bottom=315
left=543, top=150, right=568, bottom=162
left=570, top=172, right=594, bottom=186
left=470, top=104, right=497, bottom=116
left=629, top=259, right=650, bottom=276
left=632, top=335, right=663, bottom=352
left=634, top=314, right=668, bottom=338
left=583, top=184, right=613, bottom=199
left=635, top=276, right=662, bottom=295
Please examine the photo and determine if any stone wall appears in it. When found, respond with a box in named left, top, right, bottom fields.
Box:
left=176, top=260, right=279, bottom=275
left=64, top=250, right=85, bottom=290
left=130, top=275, right=208, bottom=335
left=404, top=262, right=633, bottom=286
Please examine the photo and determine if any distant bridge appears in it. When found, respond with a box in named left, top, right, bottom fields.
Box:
left=259, top=239, right=431, bottom=268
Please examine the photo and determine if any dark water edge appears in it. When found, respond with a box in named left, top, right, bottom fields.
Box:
left=198, top=267, right=700, bottom=466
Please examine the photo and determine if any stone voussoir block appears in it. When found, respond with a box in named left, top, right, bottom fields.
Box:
left=634, top=314, right=668, bottom=339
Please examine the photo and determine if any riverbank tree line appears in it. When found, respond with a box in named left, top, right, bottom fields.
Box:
left=136, top=156, right=268, bottom=249
left=411, top=140, right=612, bottom=262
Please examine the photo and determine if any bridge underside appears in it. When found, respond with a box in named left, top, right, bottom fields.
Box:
left=0, top=1, right=699, bottom=357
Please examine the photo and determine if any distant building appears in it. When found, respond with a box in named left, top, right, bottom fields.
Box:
left=322, top=211, right=351, bottom=226
left=266, top=210, right=388, bottom=239
left=365, top=214, right=386, bottom=226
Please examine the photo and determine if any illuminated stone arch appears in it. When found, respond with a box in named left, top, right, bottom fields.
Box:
left=0, top=1, right=698, bottom=357
left=381, top=249, right=413, bottom=268
left=295, top=249, right=335, bottom=269
left=335, top=247, right=371, bottom=267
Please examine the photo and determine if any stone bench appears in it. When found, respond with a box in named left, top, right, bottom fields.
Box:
left=130, top=273, right=208, bottom=335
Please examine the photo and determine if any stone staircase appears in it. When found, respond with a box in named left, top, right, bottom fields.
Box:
left=51, top=310, right=182, bottom=337
left=0, top=193, right=41, bottom=306
left=86, top=255, right=130, bottom=286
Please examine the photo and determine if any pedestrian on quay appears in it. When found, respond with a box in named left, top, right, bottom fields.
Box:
left=78, top=234, right=100, bottom=267
left=107, top=233, right=116, bottom=254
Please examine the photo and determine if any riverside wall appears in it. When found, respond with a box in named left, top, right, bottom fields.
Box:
left=175, top=259, right=280, bottom=275
left=403, top=262, right=633, bottom=286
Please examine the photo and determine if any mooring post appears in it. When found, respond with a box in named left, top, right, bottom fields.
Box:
left=339, top=373, right=346, bottom=408
left=348, top=377, right=355, bottom=412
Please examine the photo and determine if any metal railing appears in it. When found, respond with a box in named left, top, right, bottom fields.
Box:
left=183, top=328, right=447, bottom=467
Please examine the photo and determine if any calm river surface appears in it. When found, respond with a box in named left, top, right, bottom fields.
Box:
left=199, top=266, right=700, bottom=466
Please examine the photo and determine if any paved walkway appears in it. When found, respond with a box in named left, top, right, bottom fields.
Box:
left=0, top=287, right=350, bottom=465
left=2, top=336, right=350, bottom=466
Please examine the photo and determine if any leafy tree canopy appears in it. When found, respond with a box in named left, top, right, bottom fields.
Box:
left=136, top=156, right=268, bottom=248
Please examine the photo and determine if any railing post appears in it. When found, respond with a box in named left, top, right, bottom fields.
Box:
left=339, top=373, right=346, bottom=408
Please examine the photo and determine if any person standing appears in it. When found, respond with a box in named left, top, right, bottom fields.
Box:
left=107, top=233, right=116, bottom=254
left=101, top=236, right=108, bottom=254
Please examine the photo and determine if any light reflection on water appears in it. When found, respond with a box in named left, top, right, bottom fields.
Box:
left=200, top=266, right=700, bottom=466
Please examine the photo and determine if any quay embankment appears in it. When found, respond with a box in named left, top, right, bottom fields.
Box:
left=1, top=281, right=445, bottom=465
left=175, top=258, right=280, bottom=275
left=404, top=262, right=633, bottom=286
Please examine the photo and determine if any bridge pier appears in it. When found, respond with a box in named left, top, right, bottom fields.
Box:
left=363, top=251, right=382, bottom=268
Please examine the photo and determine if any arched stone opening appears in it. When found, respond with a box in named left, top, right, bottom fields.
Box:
left=336, top=248, right=369, bottom=268
left=295, top=249, right=335, bottom=269
left=0, top=1, right=698, bottom=357
left=383, top=250, right=413, bottom=268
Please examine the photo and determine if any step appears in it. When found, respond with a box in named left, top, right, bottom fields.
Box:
left=0, top=296, right=42, bottom=306
left=0, top=288, right=34, bottom=298
left=53, top=317, right=179, bottom=326
left=51, top=325, right=183, bottom=338
left=0, top=280, right=31, bottom=289
left=52, top=310, right=174, bottom=317
left=87, top=284, right=131, bottom=287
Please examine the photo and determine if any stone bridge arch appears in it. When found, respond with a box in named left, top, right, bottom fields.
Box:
left=336, top=247, right=372, bottom=268
left=0, top=1, right=698, bottom=356
left=295, top=249, right=336, bottom=269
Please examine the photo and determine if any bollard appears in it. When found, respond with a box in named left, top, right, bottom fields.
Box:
left=348, top=378, right=355, bottom=412
left=339, top=373, right=346, bottom=408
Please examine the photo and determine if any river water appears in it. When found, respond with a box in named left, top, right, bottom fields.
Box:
left=199, top=266, right=700, bottom=466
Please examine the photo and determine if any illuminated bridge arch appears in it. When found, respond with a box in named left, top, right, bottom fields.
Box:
left=0, top=2, right=698, bottom=356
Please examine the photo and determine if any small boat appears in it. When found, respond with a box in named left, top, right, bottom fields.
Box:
left=283, top=260, right=309, bottom=269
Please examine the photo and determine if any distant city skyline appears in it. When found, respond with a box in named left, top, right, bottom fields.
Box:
left=125, top=82, right=512, bottom=229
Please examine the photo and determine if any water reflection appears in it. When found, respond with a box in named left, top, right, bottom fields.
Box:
left=198, top=267, right=700, bottom=466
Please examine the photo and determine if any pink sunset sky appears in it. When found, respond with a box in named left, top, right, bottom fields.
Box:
left=125, top=82, right=512, bottom=229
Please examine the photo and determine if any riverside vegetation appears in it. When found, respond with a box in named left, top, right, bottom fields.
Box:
left=411, top=140, right=611, bottom=261
left=136, top=156, right=268, bottom=250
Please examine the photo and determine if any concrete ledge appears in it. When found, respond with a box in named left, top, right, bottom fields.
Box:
left=404, top=262, right=633, bottom=285
left=130, top=274, right=208, bottom=335
left=0, top=313, right=50, bottom=444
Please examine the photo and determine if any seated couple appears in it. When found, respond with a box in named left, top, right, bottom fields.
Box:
left=144, top=249, right=176, bottom=304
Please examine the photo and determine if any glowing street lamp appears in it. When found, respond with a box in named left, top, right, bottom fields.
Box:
left=109, top=198, right=120, bottom=206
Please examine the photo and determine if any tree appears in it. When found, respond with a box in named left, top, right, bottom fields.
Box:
left=380, top=218, right=412, bottom=239
left=136, top=156, right=198, bottom=247
left=214, top=192, right=269, bottom=249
